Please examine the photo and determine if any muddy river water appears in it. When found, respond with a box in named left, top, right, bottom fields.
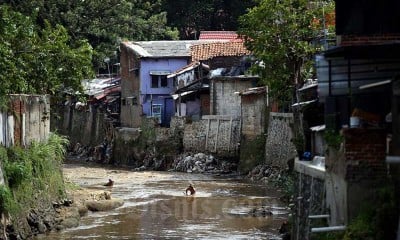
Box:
left=37, top=163, right=288, bottom=239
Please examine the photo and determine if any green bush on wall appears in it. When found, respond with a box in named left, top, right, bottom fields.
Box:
left=0, top=185, right=17, bottom=215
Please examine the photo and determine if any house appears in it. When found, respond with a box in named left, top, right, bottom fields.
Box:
left=167, top=40, right=252, bottom=120
left=168, top=61, right=210, bottom=120
left=191, top=40, right=251, bottom=69
left=198, top=31, right=239, bottom=40
left=293, top=1, right=400, bottom=239
left=119, top=41, right=203, bottom=127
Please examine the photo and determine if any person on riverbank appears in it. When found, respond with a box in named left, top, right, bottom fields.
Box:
left=185, top=184, right=196, bottom=195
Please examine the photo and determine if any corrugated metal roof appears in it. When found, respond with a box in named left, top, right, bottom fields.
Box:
left=238, top=86, right=268, bottom=96
left=123, top=40, right=217, bottom=58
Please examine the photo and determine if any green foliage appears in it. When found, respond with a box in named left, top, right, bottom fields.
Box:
left=323, top=129, right=343, bottom=150
left=312, top=231, right=344, bottom=240
left=271, top=171, right=295, bottom=203
left=314, top=184, right=398, bottom=240
left=4, top=160, right=31, bottom=188
left=0, top=185, right=17, bottom=215
left=5, top=0, right=179, bottom=71
left=1, top=133, right=69, bottom=216
left=0, top=5, right=93, bottom=105
left=239, top=135, right=266, bottom=173
left=343, top=207, right=375, bottom=240
left=162, top=0, right=256, bottom=39
left=238, top=0, right=335, bottom=103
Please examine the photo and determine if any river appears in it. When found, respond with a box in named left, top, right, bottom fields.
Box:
left=36, top=162, right=288, bottom=240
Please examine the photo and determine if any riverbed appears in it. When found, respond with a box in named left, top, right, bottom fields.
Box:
left=36, top=162, right=288, bottom=239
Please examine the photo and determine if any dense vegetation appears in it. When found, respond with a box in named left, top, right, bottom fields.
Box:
left=0, top=5, right=93, bottom=106
left=239, top=0, right=335, bottom=104
left=0, top=133, right=69, bottom=222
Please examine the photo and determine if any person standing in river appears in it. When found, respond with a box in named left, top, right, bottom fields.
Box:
left=185, top=184, right=196, bottom=195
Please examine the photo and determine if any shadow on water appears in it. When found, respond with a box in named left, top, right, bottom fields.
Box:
left=35, top=163, right=288, bottom=240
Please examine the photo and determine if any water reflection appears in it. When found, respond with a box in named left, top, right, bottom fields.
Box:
left=36, top=165, right=288, bottom=239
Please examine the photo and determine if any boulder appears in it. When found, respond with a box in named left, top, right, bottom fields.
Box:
left=85, top=198, right=124, bottom=212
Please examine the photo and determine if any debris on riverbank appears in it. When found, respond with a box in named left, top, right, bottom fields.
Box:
left=247, top=164, right=288, bottom=183
left=247, top=163, right=294, bottom=203
left=171, top=152, right=238, bottom=174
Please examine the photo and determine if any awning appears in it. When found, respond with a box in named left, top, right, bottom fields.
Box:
left=292, top=99, right=318, bottom=107
left=167, top=62, right=199, bottom=78
left=171, top=91, right=195, bottom=100
left=150, top=70, right=170, bottom=75
left=359, top=79, right=391, bottom=90
left=310, top=125, right=325, bottom=132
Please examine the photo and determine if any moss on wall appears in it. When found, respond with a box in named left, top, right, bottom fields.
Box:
left=239, top=135, right=266, bottom=173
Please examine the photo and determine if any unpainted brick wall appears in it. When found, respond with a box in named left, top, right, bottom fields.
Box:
left=343, top=128, right=386, bottom=181
left=340, top=34, right=400, bottom=46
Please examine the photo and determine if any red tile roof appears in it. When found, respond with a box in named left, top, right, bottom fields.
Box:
left=191, top=41, right=251, bottom=62
left=199, top=31, right=239, bottom=40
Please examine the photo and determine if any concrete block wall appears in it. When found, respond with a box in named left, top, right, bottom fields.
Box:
left=181, top=115, right=240, bottom=157
left=1, top=95, right=50, bottom=147
left=54, top=103, right=106, bottom=147
left=241, top=94, right=266, bottom=138
left=265, top=112, right=297, bottom=167
left=210, top=78, right=254, bottom=116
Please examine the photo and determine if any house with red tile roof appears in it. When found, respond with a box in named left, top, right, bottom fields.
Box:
left=198, top=31, right=239, bottom=40
left=191, top=41, right=251, bottom=69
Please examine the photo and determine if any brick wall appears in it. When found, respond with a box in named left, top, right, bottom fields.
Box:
left=120, top=43, right=142, bottom=128
left=343, top=128, right=386, bottom=181
left=340, top=34, right=400, bottom=46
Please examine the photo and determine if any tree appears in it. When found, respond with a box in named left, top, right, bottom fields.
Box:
left=238, top=0, right=334, bottom=104
left=162, top=0, right=256, bottom=39
left=4, top=0, right=179, bottom=72
left=0, top=6, right=93, bottom=105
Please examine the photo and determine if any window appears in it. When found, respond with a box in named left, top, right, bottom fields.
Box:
left=160, top=75, right=168, bottom=87
left=150, top=71, right=170, bottom=88
left=151, top=75, right=159, bottom=88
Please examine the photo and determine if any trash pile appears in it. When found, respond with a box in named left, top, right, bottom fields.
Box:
left=171, top=152, right=237, bottom=174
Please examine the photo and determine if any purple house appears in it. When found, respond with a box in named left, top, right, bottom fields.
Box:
left=120, top=41, right=201, bottom=127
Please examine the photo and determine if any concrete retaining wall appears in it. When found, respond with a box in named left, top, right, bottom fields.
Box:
left=0, top=94, right=50, bottom=147
left=293, top=163, right=326, bottom=240
left=182, top=115, right=240, bottom=157
left=265, top=112, right=297, bottom=167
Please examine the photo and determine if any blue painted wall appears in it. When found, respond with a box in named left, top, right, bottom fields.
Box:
left=140, top=58, right=188, bottom=126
